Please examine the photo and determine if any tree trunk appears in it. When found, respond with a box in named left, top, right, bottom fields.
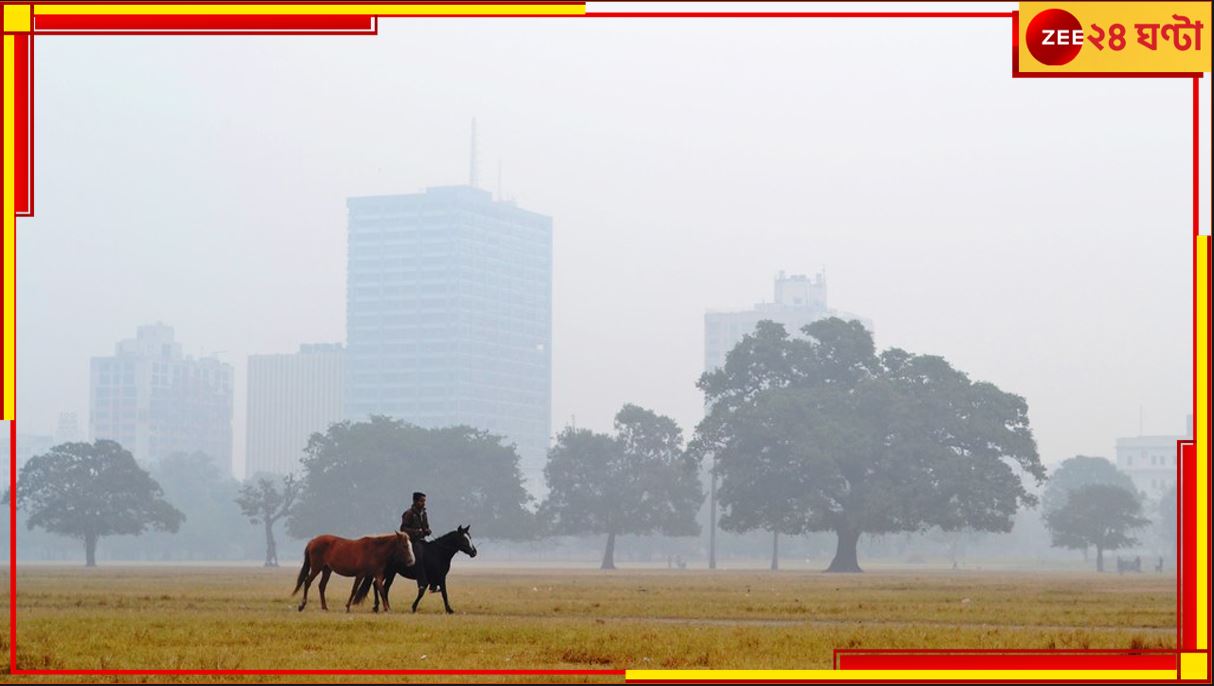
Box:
left=264, top=520, right=278, bottom=567
left=770, top=531, right=780, bottom=571
left=825, top=527, right=862, bottom=573
left=84, top=532, right=98, bottom=568
left=601, top=531, right=617, bottom=570
left=1096, top=545, right=1104, bottom=573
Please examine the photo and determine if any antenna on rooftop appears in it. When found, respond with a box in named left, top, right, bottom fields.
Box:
left=469, top=117, right=479, bottom=188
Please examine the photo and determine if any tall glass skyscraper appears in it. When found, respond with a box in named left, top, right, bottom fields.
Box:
left=345, top=185, right=552, bottom=488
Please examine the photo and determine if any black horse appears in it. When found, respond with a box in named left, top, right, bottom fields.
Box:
left=352, top=525, right=477, bottom=614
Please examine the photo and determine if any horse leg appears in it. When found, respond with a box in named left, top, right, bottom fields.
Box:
left=372, top=577, right=388, bottom=613
left=411, top=585, right=426, bottom=613
left=298, top=566, right=322, bottom=612
left=380, top=574, right=395, bottom=613
left=346, top=576, right=361, bottom=612
left=318, top=568, right=332, bottom=611
left=439, top=578, right=454, bottom=614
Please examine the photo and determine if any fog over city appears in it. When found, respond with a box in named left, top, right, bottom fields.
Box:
left=16, top=18, right=1194, bottom=482
left=4, top=9, right=1207, bottom=675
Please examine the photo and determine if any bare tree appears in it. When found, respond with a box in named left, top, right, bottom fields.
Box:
left=236, top=474, right=299, bottom=567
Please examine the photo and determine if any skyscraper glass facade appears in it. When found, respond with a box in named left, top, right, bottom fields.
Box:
left=345, top=185, right=552, bottom=487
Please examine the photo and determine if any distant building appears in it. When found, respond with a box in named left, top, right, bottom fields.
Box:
left=705, top=271, right=872, bottom=373
left=344, top=185, right=552, bottom=488
left=246, top=343, right=345, bottom=477
left=2, top=412, right=84, bottom=472
left=55, top=412, right=83, bottom=443
left=89, top=323, right=234, bottom=474
left=2, top=431, right=55, bottom=471
left=1115, top=415, right=1193, bottom=500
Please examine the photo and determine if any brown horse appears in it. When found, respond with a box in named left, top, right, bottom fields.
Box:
left=292, top=532, right=415, bottom=612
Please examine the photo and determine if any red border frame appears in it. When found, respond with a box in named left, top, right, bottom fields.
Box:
left=2, top=1, right=1209, bottom=681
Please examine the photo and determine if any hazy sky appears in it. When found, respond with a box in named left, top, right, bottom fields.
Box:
left=16, top=7, right=1206, bottom=478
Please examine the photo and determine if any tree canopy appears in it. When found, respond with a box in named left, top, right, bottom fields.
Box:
left=1041, top=455, right=1137, bottom=515
left=1044, top=483, right=1149, bottom=572
left=691, top=318, right=1044, bottom=572
left=539, top=404, right=703, bottom=569
left=15, top=440, right=184, bottom=566
left=287, top=416, right=533, bottom=541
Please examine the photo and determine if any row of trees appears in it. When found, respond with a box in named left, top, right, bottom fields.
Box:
left=6, top=318, right=1162, bottom=571
left=3, top=443, right=296, bottom=566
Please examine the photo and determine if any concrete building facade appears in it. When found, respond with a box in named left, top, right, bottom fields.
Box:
left=246, top=343, right=345, bottom=477
left=705, top=271, right=871, bottom=373
left=1114, top=415, right=1193, bottom=499
left=89, top=323, right=234, bottom=474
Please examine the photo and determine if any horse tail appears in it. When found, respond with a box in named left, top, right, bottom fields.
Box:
left=351, top=575, right=375, bottom=606
left=291, top=547, right=311, bottom=596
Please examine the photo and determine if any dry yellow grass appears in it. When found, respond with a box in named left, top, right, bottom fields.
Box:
left=0, top=565, right=1176, bottom=683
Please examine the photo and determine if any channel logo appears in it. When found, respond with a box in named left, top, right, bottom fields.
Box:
left=1018, top=2, right=1210, bottom=73
left=1026, top=8, right=1084, bottom=65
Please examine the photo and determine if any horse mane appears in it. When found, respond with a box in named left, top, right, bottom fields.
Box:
left=362, top=532, right=407, bottom=544
left=428, top=529, right=467, bottom=550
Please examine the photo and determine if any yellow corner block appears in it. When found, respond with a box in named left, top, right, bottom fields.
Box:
left=3, top=4, right=31, bottom=32
left=1181, top=652, right=1209, bottom=681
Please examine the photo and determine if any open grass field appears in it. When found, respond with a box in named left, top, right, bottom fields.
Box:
left=0, top=565, right=1177, bottom=683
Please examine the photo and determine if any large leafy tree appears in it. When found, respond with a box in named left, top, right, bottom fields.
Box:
left=693, top=318, right=1044, bottom=573
left=1040, top=455, right=1137, bottom=561
left=287, top=416, right=533, bottom=541
left=540, top=404, right=702, bottom=569
left=1041, top=456, right=1137, bottom=515
left=236, top=473, right=300, bottom=567
left=1045, top=483, right=1149, bottom=572
left=14, top=440, right=184, bottom=566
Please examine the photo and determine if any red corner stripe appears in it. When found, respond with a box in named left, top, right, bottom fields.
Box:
left=837, top=653, right=1179, bottom=671
left=34, top=15, right=375, bottom=32
left=14, top=33, right=32, bottom=216
left=1180, top=441, right=1197, bottom=650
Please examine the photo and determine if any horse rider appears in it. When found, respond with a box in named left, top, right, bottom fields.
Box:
left=400, top=492, right=432, bottom=542
left=400, top=491, right=439, bottom=592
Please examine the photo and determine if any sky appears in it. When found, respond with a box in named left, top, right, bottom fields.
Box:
left=15, top=9, right=1203, bottom=478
